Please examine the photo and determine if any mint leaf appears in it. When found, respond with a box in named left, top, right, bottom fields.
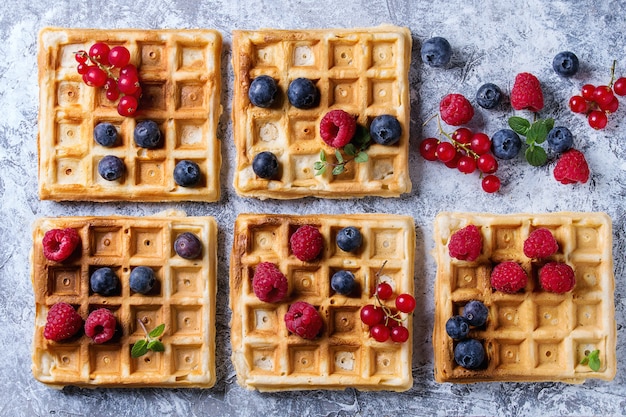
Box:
left=131, top=340, right=149, bottom=358
left=509, top=117, right=531, bottom=135
left=353, top=124, right=370, bottom=146
left=526, top=121, right=549, bottom=144
left=147, top=340, right=165, bottom=352
left=315, top=165, right=326, bottom=176
left=525, top=146, right=547, bottom=166
left=344, top=143, right=356, bottom=156
left=313, top=161, right=325, bottom=170
left=582, top=349, right=601, bottom=372
left=319, top=150, right=326, bottom=162
left=355, top=152, right=368, bottom=163
left=542, top=118, right=555, bottom=132
left=335, top=150, right=344, bottom=163
left=149, top=323, right=165, bottom=338
left=332, top=165, right=345, bottom=176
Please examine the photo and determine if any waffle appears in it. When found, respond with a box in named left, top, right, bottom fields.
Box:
left=432, top=212, right=616, bottom=383
left=38, top=27, right=222, bottom=202
left=231, top=26, right=412, bottom=199
left=31, top=212, right=217, bottom=388
left=230, top=213, right=415, bottom=391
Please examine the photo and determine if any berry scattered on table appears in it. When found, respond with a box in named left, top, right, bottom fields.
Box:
left=252, top=262, right=288, bottom=303
left=94, top=122, right=119, bottom=147
left=44, top=302, right=83, bottom=342
left=287, top=77, right=319, bottom=109
left=476, top=83, right=502, bottom=109
left=523, top=228, right=559, bottom=258
left=491, top=129, right=522, bottom=160
left=539, top=262, right=576, bottom=293
left=174, top=232, right=203, bottom=259
left=134, top=120, right=162, bottom=148
left=284, top=301, right=323, bottom=339
left=252, top=151, right=279, bottom=179
left=336, top=226, right=362, bottom=252
left=445, top=315, right=470, bottom=340
left=85, top=308, right=117, bottom=344
left=331, top=270, right=356, bottom=295
left=552, top=51, right=579, bottom=77
left=129, top=266, right=156, bottom=294
left=174, top=160, right=201, bottom=187
left=510, top=72, right=544, bottom=112
left=553, top=149, right=590, bottom=184
left=248, top=75, right=278, bottom=108
left=90, top=267, right=119, bottom=296
left=547, top=126, right=574, bottom=153
left=448, top=224, right=482, bottom=262
left=98, top=155, right=125, bottom=181
left=370, top=115, right=402, bottom=146
left=320, top=110, right=357, bottom=148
left=420, top=36, right=452, bottom=68
left=463, top=300, right=488, bottom=327
left=481, top=174, right=501, bottom=193
left=290, top=225, right=324, bottom=261
left=439, top=93, right=474, bottom=126
left=454, top=338, right=485, bottom=369
left=490, top=261, right=528, bottom=293
left=42, top=228, right=80, bottom=262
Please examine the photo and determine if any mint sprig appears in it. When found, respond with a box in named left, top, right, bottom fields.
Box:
left=508, top=116, right=554, bottom=166
left=580, top=349, right=601, bottom=372
left=314, top=125, right=370, bottom=176
left=131, top=321, right=165, bottom=358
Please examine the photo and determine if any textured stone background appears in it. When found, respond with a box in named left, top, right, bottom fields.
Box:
left=0, top=0, right=625, bottom=415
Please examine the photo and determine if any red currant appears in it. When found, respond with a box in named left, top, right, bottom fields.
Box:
left=89, top=42, right=110, bottom=65
left=457, top=155, right=477, bottom=174
left=76, top=63, right=90, bottom=75
left=581, top=84, right=596, bottom=101
left=360, top=304, right=384, bottom=326
left=390, top=325, right=409, bottom=343
left=599, top=96, right=619, bottom=113
left=84, top=66, right=107, bottom=87
left=370, top=324, right=391, bottom=342
left=376, top=282, right=393, bottom=300
left=477, top=153, right=498, bottom=174
left=108, top=46, right=131, bottom=68
left=419, top=138, right=439, bottom=161
left=588, top=110, right=608, bottom=129
left=452, top=127, right=472, bottom=144
left=482, top=175, right=501, bottom=193
left=614, top=77, right=626, bottom=96
left=105, top=78, right=120, bottom=101
left=592, top=85, right=615, bottom=106
left=75, top=51, right=87, bottom=63
left=118, top=74, right=140, bottom=95
left=395, top=293, right=416, bottom=313
left=117, top=95, right=138, bottom=117
left=470, top=133, right=491, bottom=155
left=435, top=142, right=456, bottom=163
left=444, top=151, right=462, bottom=169
left=120, top=64, right=138, bottom=78
left=568, top=95, right=588, bottom=113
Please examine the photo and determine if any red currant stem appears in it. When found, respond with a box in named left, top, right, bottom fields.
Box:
left=77, top=50, right=119, bottom=81
left=435, top=115, right=480, bottom=159
left=372, top=260, right=406, bottom=326
left=422, top=113, right=438, bottom=127
left=608, top=60, right=617, bottom=88
left=137, top=318, right=150, bottom=338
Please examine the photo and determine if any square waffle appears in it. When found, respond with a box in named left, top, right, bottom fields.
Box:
left=230, top=213, right=415, bottom=391
left=31, top=213, right=217, bottom=388
left=231, top=26, right=412, bottom=199
left=432, top=212, right=616, bottom=383
left=38, top=27, right=222, bottom=202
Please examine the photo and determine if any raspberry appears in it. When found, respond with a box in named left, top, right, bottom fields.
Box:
left=448, top=225, right=482, bottom=261
left=523, top=228, right=558, bottom=258
left=42, top=228, right=81, bottom=262
left=290, top=225, right=324, bottom=261
left=319, top=109, right=356, bottom=148
left=252, top=262, right=288, bottom=303
left=284, top=301, right=323, bottom=339
left=553, top=149, right=590, bottom=184
left=439, top=93, right=474, bottom=126
left=510, top=72, right=544, bottom=112
left=43, top=302, right=83, bottom=342
left=539, top=262, right=576, bottom=293
left=490, top=261, right=528, bottom=294
left=84, top=308, right=117, bottom=344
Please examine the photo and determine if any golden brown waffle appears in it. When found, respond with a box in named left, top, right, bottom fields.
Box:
left=38, top=27, right=222, bottom=202
left=432, top=212, right=616, bottom=383
left=31, top=213, right=217, bottom=388
left=231, top=26, right=412, bottom=199
left=230, top=213, right=415, bottom=391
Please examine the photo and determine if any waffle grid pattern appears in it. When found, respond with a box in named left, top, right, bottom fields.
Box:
left=432, top=212, right=616, bottom=383
left=38, top=28, right=222, bottom=202
left=232, top=26, right=412, bottom=199
left=230, top=214, right=415, bottom=391
left=31, top=215, right=217, bottom=388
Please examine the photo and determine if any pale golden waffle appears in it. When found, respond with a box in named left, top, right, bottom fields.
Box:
left=31, top=213, right=217, bottom=388
left=230, top=213, right=415, bottom=391
left=38, top=27, right=222, bottom=202
left=432, top=212, right=616, bottom=383
left=231, top=26, right=412, bottom=199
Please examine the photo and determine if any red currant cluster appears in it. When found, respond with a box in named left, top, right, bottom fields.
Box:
left=568, top=62, right=626, bottom=130
left=75, top=42, right=141, bottom=117
left=359, top=277, right=416, bottom=343
left=419, top=123, right=501, bottom=193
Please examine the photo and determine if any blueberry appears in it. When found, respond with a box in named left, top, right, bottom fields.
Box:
left=491, top=129, right=522, bottom=160
left=445, top=315, right=470, bottom=340
left=336, top=226, right=362, bottom=252
left=134, top=120, right=162, bottom=148
left=98, top=155, right=125, bottom=181
left=454, top=338, right=485, bottom=369
left=129, top=266, right=156, bottom=294
left=174, top=232, right=203, bottom=259
left=370, top=115, right=402, bottom=146
left=248, top=75, right=278, bottom=108
left=552, top=51, right=579, bottom=77
left=252, top=151, right=279, bottom=179
left=463, top=300, right=488, bottom=327
left=421, top=37, right=452, bottom=68
left=476, top=83, right=502, bottom=109
left=331, top=270, right=356, bottom=295
left=90, top=267, right=119, bottom=296
left=547, top=126, right=574, bottom=153
left=94, top=122, right=119, bottom=147
left=287, top=78, right=319, bottom=109
left=174, top=160, right=201, bottom=187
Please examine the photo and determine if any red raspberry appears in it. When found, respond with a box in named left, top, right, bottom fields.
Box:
left=553, top=149, right=590, bottom=184
left=439, top=94, right=474, bottom=126
left=319, top=109, right=356, bottom=148
left=44, top=302, right=83, bottom=342
left=284, top=301, right=323, bottom=339
left=290, top=225, right=324, bottom=261
left=510, top=72, right=544, bottom=112
left=252, top=262, right=288, bottom=303
left=84, top=308, right=117, bottom=344
left=490, top=261, right=528, bottom=294
left=448, top=225, right=482, bottom=261
left=42, top=228, right=81, bottom=262
left=523, top=228, right=558, bottom=258
left=539, top=262, right=576, bottom=293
